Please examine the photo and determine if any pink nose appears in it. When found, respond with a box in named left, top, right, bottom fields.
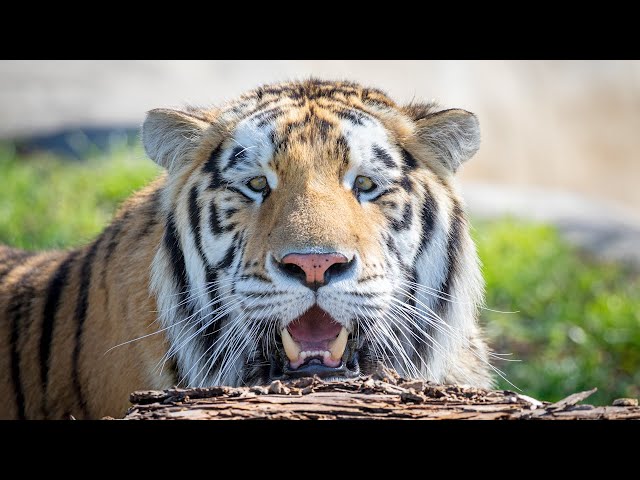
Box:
left=280, top=253, right=349, bottom=286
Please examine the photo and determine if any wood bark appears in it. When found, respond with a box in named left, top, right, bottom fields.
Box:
left=120, top=369, right=640, bottom=420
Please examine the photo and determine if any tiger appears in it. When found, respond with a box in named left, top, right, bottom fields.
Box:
left=0, top=79, right=493, bottom=419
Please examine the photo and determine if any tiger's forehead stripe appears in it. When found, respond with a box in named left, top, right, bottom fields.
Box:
left=213, top=89, right=406, bottom=186
left=224, top=80, right=396, bottom=117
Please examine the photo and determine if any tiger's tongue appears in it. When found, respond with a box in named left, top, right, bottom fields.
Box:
left=284, top=306, right=343, bottom=369
left=288, top=306, right=342, bottom=349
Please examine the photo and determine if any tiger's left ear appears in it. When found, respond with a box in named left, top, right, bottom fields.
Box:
left=142, top=108, right=211, bottom=173
left=413, top=109, right=480, bottom=174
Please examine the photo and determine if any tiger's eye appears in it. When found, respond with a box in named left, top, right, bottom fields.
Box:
left=248, top=176, right=268, bottom=192
left=355, top=175, right=376, bottom=193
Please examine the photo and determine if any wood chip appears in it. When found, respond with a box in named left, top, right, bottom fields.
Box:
left=547, top=388, right=598, bottom=411
left=268, top=380, right=290, bottom=395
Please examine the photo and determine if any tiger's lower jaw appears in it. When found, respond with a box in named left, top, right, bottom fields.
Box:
left=269, top=344, right=361, bottom=381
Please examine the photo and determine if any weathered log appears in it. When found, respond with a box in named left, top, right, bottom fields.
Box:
left=120, top=369, right=640, bottom=420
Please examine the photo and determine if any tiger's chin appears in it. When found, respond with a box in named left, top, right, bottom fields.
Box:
left=269, top=305, right=361, bottom=381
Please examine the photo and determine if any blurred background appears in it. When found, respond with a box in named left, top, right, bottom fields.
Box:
left=1, top=60, right=638, bottom=404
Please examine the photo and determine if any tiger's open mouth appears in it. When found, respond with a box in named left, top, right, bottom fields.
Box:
left=270, top=305, right=360, bottom=380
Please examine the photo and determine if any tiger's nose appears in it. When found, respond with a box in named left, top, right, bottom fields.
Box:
left=277, top=253, right=353, bottom=289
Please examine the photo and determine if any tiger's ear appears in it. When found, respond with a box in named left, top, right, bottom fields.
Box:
left=413, top=108, right=480, bottom=174
left=142, top=108, right=211, bottom=172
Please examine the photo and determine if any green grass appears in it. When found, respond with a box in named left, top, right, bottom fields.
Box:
left=1, top=144, right=638, bottom=404
left=475, top=219, right=640, bottom=405
left=0, top=143, right=160, bottom=250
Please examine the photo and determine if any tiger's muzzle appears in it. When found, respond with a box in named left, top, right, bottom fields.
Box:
left=270, top=305, right=361, bottom=380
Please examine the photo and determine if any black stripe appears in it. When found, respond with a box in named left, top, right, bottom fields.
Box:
left=200, top=268, right=224, bottom=364
left=226, top=186, right=253, bottom=202
left=223, top=208, right=238, bottom=218
left=9, top=302, right=31, bottom=418
left=235, top=290, right=283, bottom=297
left=406, top=183, right=445, bottom=364
left=10, top=311, right=26, bottom=418
left=257, top=87, right=288, bottom=97
left=223, top=146, right=249, bottom=172
left=320, top=96, right=367, bottom=112
left=334, top=108, right=366, bottom=125
left=217, top=234, right=239, bottom=270
left=390, top=203, right=413, bottom=232
left=315, top=118, right=332, bottom=142
left=268, top=129, right=277, bottom=148
left=135, top=213, right=158, bottom=241
left=104, top=224, right=123, bottom=262
left=165, top=214, right=197, bottom=327
left=420, top=184, right=438, bottom=247
left=373, top=145, right=396, bottom=169
left=7, top=257, right=49, bottom=419
left=361, top=88, right=395, bottom=108
left=399, top=148, right=418, bottom=193
left=201, top=234, right=243, bottom=376
left=135, top=190, right=161, bottom=240
left=104, top=213, right=128, bottom=263
left=188, top=185, right=207, bottom=265
left=358, top=274, right=384, bottom=283
left=246, top=98, right=287, bottom=116
left=348, top=290, right=378, bottom=298
left=255, top=107, right=285, bottom=128
left=40, top=252, right=78, bottom=417
left=400, top=176, right=413, bottom=193
left=404, top=268, right=429, bottom=363
left=204, top=144, right=224, bottom=190
left=209, top=200, right=222, bottom=235
left=221, top=208, right=239, bottom=233
left=284, top=112, right=312, bottom=130
left=379, top=200, right=398, bottom=210
left=401, top=148, right=419, bottom=170
left=100, top=212, right=130, bottom=311
left=434, top=201, right=464, bottom=316
left=238, top=273, right=273, bottom=283
left=386, top=178, right=412, bottom=193
left=164, top=213, right=207, bottom=383
left=164, top=215, right=189, bottom=298
left=71, top=240, right=100, bottom=418
left=8, top=275, right=34, bottom=420
left=203, top=144, right=223, bottom=174
left=385, top=234, right=404, bottom=268
left=336, top=135, right=350, bottom=169
left=370, top=187, right=399, bottom=202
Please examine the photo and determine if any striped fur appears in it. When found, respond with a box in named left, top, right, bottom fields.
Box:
left=0, top=79, right=492, bottom=419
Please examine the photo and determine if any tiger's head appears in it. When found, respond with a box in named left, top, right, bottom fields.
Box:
left=143, top=79, right=491, bottom=388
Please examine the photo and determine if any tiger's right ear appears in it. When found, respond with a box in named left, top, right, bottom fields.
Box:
left=142, top=108, right=211, bottom=172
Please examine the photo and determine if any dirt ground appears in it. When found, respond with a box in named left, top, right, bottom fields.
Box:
left=1, top=60, right=638, bottom=218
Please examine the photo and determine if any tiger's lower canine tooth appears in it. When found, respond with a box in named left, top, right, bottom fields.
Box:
left=329, top=327, right=349, bottom=361
left=281, top=328, right=301, bottom=362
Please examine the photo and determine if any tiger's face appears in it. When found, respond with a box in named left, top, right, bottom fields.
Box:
left=143, top=80, right=489, bottom=388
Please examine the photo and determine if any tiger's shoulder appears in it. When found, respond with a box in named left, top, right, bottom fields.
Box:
left=0, top=176, right=170, bottom=420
